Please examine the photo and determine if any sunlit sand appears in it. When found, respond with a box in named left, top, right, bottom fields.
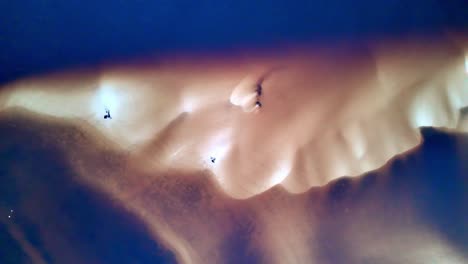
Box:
left=1, top=35, right=467, bottom=263
left=2, top=37, right=466, bottom=198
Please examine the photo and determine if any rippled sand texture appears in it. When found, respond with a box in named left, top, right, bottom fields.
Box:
left=0, top=36, right=467, bottom=263
left=1, top=109, right=467, bottom=264
left=2, top=36, right=467, bottom=198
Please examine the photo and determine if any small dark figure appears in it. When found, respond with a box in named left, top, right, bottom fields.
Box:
left=210, top=157, right=216, bottom=163
left=255, top=101, right=262, bottom=108
left=104, top=109, right=112, bottom=119
left=256, top=84, right=262, bottom=96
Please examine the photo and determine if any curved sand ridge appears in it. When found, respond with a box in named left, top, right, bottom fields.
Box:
left=1, top=37, right=467, bottom=199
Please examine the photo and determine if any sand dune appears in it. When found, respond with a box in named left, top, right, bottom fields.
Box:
left=0, top=108, right=467, bottom=263
left=1, top=36, right=467, bottom=199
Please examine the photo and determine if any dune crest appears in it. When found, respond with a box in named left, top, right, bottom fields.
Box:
left=1, top=37, right=467, bottom=198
